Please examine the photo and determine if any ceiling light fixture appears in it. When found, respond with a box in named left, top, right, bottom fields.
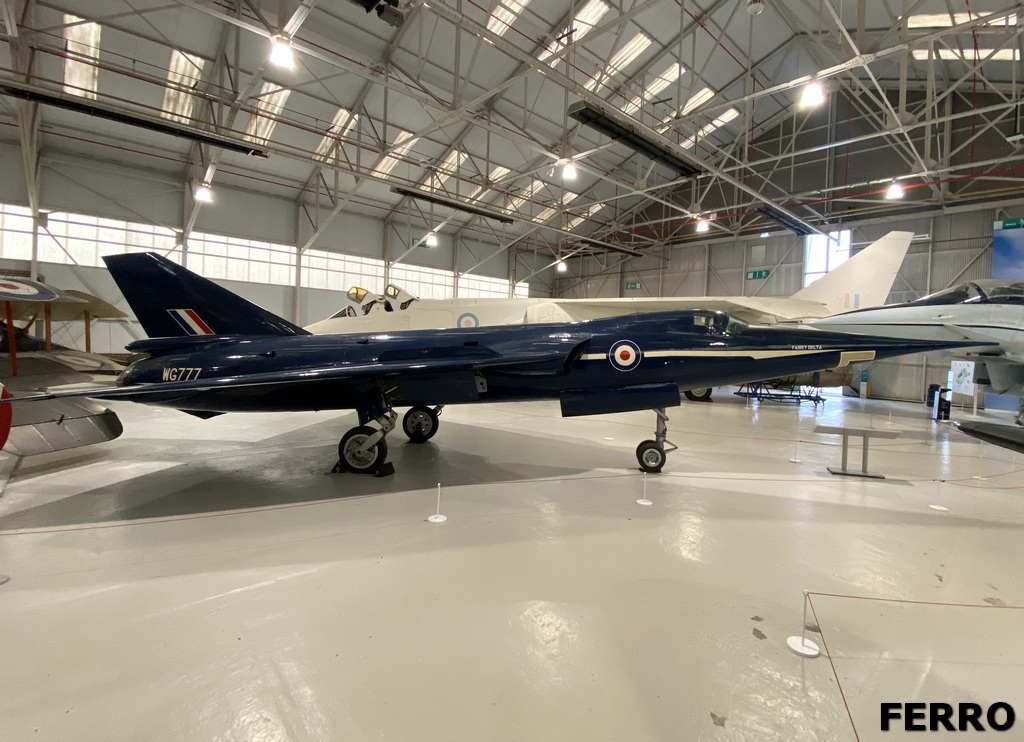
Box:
left=760, top=232, right=769, bottom=238
left=425, top=231, right=439, bottom=247
left=696, top=218, right=710, bottom=233
left=269, top=36, right=295, bottom=68
left=194, top=183, right=213, bottom=203
left=800, top=81, right=825, bottom=107
left=562, top=160, right=577, bottom=180
left=391, top=186, right=515, bottom=224
left=556, top=260, right=568, bottom=272
left=0, top=79, right=270, bottom=157
left=568, top=99, right=702, bottom=177
left=886, top=181, right=905, bottom=199
left=754, top=206, right=814, bottom=236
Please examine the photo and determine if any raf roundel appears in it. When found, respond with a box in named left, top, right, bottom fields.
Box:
left=457, top=312, right=479, bottom=328
left=608, top=339, right=643, bottom=371
left=0, top=279, right=41, bottom=297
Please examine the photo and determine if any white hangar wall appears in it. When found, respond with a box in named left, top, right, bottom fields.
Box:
left=0, top=140, right=544, bottom=352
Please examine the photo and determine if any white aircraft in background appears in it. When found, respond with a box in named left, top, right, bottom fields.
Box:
left=812, top=279, right=1024, bottom=395
left=307, top=231, right=914, bottom=400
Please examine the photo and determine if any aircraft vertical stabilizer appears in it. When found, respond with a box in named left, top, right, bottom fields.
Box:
left=790, top=231, right=913, bottom=315
left=103, top=253, right=309, bottom=338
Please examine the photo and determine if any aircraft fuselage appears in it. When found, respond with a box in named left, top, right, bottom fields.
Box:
left=116, top=310, right=953, bottom=415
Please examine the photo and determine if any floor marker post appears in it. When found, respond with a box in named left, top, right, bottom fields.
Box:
left=636, top=472, right=652, bottom=506
left=929, top=479, right=949, bottom=512
left=428, top=482, right=447, bottom=523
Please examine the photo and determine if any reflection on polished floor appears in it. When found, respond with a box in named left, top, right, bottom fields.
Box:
left=1, top=389, right=1022, bottom=740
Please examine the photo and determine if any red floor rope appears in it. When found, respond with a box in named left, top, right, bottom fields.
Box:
left=807, top=591, right=1024, bottom=610
left=807, top=593, right=861, bottom=741
left=805, top=591, right=1024, bottom=741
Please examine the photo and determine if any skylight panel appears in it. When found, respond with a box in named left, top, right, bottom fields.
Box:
left=487, top=0, right=532, bottom=37
left=507, top=178, right=545, bottom=213
left=424, top=149, right=468, bottom=192
left=373, top=130, right=417, bottom=178
left=535, top=192, right=578, bottom=222
left=911, top=48, right=1019, bottom=61
left=566, top=203, right=605, bottom=231
left=660, top=86, right=716, bottom=130
left=621, top=62, right=684, bottom=115
left=314, top=108, right=359, bottom=162
left=243, top=82, right=291, bottom=143
left=161, top=50, right=205, bottom=124
left=466, top=165, right=511, bottom=202
left=63, top=14, right=101, bottom=99
left=681, top=107, right=740, bottom=149
left=907, top=12, right=1016, bottom=28
left=680, top=86, right=715, bottom=116
left=585, top=32, right=652, bottom=91
left=539, top=0, right=611, bottom=66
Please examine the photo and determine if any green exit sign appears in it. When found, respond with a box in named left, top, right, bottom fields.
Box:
left=746, top=269, right=771, bottom=280
left=626, top=281, right=642, bottom=290
left=995, top=218, right=1023, bottom=230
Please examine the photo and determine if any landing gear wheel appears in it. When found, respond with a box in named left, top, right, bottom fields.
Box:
left=684, top=387, right=712, bottom=402
left=636, top=440, right=666, bottom=473
left=339, top=425, right=389, bottom=474
left=403, top=406, right=439, bottom=443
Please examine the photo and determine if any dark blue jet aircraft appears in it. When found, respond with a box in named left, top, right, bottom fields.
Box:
left=19, top=253, right=983, bottom=474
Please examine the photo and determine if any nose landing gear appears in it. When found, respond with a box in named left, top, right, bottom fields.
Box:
left=635, top=408, right=677, bottom=473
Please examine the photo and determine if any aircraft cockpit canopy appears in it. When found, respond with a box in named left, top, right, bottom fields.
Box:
left=912, top=280, right=1024, bottom=306
left=327, top=287, right=384, bottom=319
left=383, top=284, right=418, bottom=312
left=690, top=311, right=748, bottom=335
left=347, top=287, right=370, bottom=304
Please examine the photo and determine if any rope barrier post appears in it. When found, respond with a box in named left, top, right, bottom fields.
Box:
left=787, top=591, right=821, bottom=658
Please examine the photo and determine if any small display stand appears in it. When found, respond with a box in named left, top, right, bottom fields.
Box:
left=814, top=424, right=901, bottom=479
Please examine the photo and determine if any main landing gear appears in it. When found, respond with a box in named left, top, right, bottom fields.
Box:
left=402, top=405, right=443, bottom=443
left=335, top=399, right=445, bottom=475
left=337, top=409, right=396, bottom=475
left=635, top=408, right=678, bottom=473
left=683, top=387, right=712, bottom=402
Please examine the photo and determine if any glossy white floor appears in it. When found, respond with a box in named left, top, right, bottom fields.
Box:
left=1, top=389, right=1023, bottom=741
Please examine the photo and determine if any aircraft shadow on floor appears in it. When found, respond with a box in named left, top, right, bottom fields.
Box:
left=0, top=418, right=647, bottom=528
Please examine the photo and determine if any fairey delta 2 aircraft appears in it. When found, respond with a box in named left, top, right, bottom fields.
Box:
left=812, top=280, right=1024, bottom=396
left=15, top=252, right=981, bottom=475
left=306, top=231, right=913, bottom=402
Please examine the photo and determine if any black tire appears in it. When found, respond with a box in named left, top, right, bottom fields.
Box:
left=403, top=406, right=439, bottom=443
left=684, top=387, right=713, bottom=402
left=339, top=426, right=388, bottom=474
left=636, top=440, right=666, bottom=473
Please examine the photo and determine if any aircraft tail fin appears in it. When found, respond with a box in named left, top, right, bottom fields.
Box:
left=102, top=252, right=309, bottom=339
left=790, top=230, right=913, bottom=314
